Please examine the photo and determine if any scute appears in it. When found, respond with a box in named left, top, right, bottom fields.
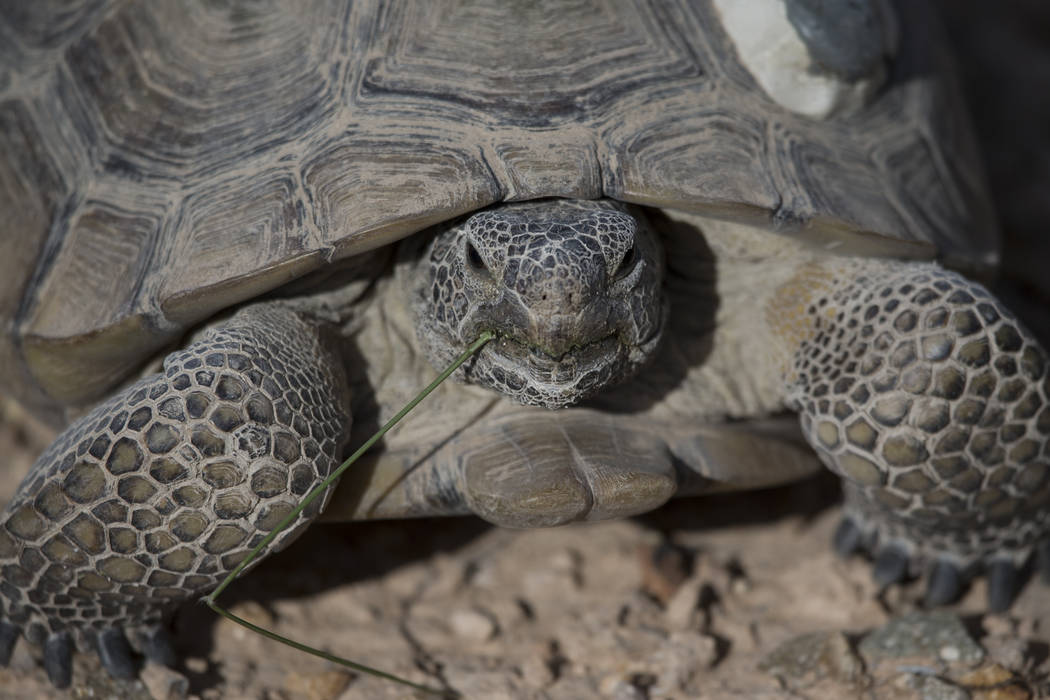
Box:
left=1, top=0, right=994, bottom=419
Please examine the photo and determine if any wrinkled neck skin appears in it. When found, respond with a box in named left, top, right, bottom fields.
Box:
left=401, top=199, right=668, bottom=408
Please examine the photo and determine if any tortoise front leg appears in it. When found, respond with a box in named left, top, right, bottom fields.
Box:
left=775, top=258, right=1050, bottom=611
left=0, top=303, right=350, bottom=688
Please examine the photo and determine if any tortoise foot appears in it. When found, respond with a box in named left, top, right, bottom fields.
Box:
left=0, top=303, right=350, bottom=686
left=0, top=619, right=179, bottom=690
left=785, top=259, right=1050, bottom=612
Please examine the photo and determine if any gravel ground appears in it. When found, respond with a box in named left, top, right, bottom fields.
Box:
left=3, top=2, right=1050, bottom=698
left=2, top=400, right=1047, bottom=699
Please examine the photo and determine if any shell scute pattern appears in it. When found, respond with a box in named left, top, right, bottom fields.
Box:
left=0, top=307, right=347, bottom=642
left=793, top=262, right=1050, bottom=561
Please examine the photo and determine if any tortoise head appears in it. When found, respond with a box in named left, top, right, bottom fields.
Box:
left=408, top=199, right=666, bottom=408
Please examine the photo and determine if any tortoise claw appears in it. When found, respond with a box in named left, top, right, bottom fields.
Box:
left=832, top=517, right=863, bottom=558
left=97, top=628, right=137, bottom=680
left=1036, top=541, right=1050, bottom=585
left=986, top=560, right=1019, bottom=613
left=872, top=546, right=909, bottom=587
left=141, top=625, right=177, bottom=668
left=43, top=630, right=73, bottom=689
left=924, top=560, right=963, bottom=607
left=0, top=621, right=19, bottom=666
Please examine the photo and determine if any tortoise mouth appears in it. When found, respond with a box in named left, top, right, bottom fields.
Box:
left=487, top=333, right=622, bottom=380
left=462, top=314, right=664, bottom=409
left=466, top=333, right=627, bottom=408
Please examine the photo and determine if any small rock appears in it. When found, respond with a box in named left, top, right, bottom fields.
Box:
left=421, top=552, right=469, bottom=599
left=664, top=575, right=705, bottom=631
left=638, top=543, right=690, bottom=606
left=228, top=600, right=275, bottom=628
left=959, top=664, right=1032, bottom=700
left=450, top=608, right=499, bottom=641
left=982, top=615, right=1015, bottom=638
left=7, top=641, right=36, bottom=673
left=617, top=589, right=667, bottom=631
left=550, top=548, right=583, bottom=574
left=382, top=560, right=431, bottom=598
left=141, top=662, right=190, bottom=700
left=646, top=631, right=718, bottom=694
left=729, top=576, right=752, bottom=596
left=1014, top=617, right=1039, bottom=639
left=913, top=674, right=971, bottom=700
left=519, top=653, right=555, bottom=688
left=966, top=664, right=1011, bottom=681
left=759, top=630, right=866, bottom=688
left=439, top=669, right=520, bottom=699
left=981, top=635, right=1028, bottom=671
left=185, top=657, right=209, bottom=674
left=284, top=669, right=354, bottom=700
left=523, top=549, right=583, bottom=598
left=859, top=612, right=984, bottom=666
left=598, top=673, right=649, bottom=699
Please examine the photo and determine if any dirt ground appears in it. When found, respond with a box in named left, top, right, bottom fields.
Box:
left=2, top=400, right=1048, bottom=700
left=4, top=2, right=1050, bottom=699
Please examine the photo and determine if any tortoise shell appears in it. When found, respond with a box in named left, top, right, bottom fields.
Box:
left=0, top=0, right=994, bottom=422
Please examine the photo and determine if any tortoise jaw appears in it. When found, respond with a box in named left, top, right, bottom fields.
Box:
left=467, top=333, right=630, bottom=408
left=497, top=333, right=620, bottom=377
left=463, top=320, right=663, bottom=409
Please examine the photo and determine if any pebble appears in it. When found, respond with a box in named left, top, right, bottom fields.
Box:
left=982, top=615, right=1015, bottom=638
left=227, top=600, right=275, bottom=629
left=858, top=611, right=984, bottom=665
left=284, top=669, right=354, bottom=700
left=912, top=674, right=971, bottom=700
left=549, top=548, right=584, bottom=584
left=598, top=674, right=649, bottom=699
left=646, top=631, right=718, bottom=694
left=519, top=652, right=556, bottom=688
left=439, top=669, right=519, bottom=699
left=759, top=630, right=866, bottom=687
left=637, top=543, right=690, bottom=606
left=981, top=636, right=1028, bottom=671
left=450, top=608, right=499, bottom=641
left=959, top=664, right=1032, bottom=700
left=664, top=575, right=705, bottom=631
left=141, top=663, right=190, bottom=700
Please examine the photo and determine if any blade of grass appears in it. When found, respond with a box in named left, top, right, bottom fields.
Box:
left=203, top=331, right=494, bottom=697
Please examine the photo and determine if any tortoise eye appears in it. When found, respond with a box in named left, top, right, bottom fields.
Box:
left=465, top=242, right=491, bottom=278
left=615, top=244, right=636, bottom=278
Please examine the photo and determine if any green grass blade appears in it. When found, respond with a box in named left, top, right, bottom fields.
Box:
left=202, top=331, right=494, bottom=696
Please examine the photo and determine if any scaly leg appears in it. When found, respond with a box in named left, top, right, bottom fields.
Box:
left=774, top=258, right=1050, bottom=610
left=0, top=303, right=350, bottom=687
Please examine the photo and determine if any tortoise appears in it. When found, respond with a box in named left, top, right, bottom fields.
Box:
left=1, top=0, right=1048, bottom=689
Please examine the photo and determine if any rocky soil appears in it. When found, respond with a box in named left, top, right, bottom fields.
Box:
left=2, top=401, right=1048, bottom=700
